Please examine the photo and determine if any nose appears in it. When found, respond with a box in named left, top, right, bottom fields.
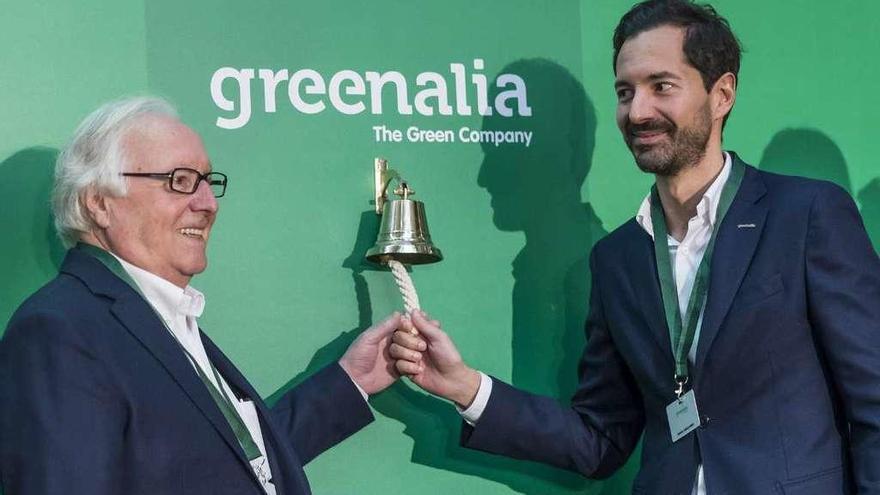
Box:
left=190, top=178, right=219, bottom=213
left=625, top=89, right=656, bottom=125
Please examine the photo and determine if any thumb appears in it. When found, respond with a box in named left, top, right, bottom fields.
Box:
left=410, top=310, right=445, bottom=342
left=362, top=312, right=401, bottom=343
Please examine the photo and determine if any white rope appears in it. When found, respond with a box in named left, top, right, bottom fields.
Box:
left=387, top=259, right=421, bottom=314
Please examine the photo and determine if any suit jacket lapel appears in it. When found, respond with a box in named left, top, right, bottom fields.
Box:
left=695, top=159, right=768, bottom=372
left=203, top=335, right=293, bottom=494
left=627, top=224, right=675, bottom=360
left=62, top=250, right=257, bottom=481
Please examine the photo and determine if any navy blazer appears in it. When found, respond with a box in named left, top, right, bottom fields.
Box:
left=462, top=157, right=880, bottom=494
left=0, top=247, right=374, bottom=494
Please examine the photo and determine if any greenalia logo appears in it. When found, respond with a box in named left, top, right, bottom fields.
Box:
left=210, top=59, right=531, bottom=130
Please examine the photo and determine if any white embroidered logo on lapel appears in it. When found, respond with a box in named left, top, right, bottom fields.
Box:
left=737, top=224, right=756, bottom=229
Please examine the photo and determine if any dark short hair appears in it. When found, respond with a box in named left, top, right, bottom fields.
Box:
left=613, top=0, right=741, bottom=93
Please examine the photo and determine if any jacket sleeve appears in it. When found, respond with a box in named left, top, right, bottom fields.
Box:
left=804, top=183, right=880, bottom=494
left=461, top=247, right=645, bottom=478
left=0, top=309, right=127, bottom=495
left=269, top=363, right=374, bottom=465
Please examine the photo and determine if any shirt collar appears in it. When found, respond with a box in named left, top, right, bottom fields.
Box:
left=111, top=254, right=205, bottom=321
left=635, top=151, right=733, bottom=240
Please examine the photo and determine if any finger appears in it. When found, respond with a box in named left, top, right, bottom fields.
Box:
left=362, top=312, right=401, bottom=343
left=411, top=310, right=445, bottom=341
left=403, top=313, right=419, bottom=335
left=395, top=359, right=423, bottom=376
left=401, top=314, right=419, bottom=336
left=391, top=330, right=427, bottom=351
left=389, top=343, right=422, bottom=362
left=420, top=312, right=442, bottom=329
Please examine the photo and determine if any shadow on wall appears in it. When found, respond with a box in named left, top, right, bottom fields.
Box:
left=0, top=148, right=65, bottom=329
left=268, top=210, right=581, bottom=491
left=757, top=128, right=852, bottom=193
left=757, top=128, right=879, bottom=252
left=266, top=210, right=383, bottom=408
left=473, top=58, right=627, bottom=494
left=270, top=59, right=639, bottom=494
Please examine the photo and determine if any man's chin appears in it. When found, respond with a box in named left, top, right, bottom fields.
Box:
left=636, top=160, right=670, bottom=175
left=630, top=148, right=674, bottom=176
left=180, top=256, right=208, bottom=279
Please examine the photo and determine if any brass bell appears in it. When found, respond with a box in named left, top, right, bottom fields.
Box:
left=366, top=159, right=442, bottom=265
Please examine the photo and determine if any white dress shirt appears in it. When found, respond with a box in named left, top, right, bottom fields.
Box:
left=113, top=256, right=277, bottom=495
left=462, top=153, right=733, bottom=495
left=635, top=152, right=731, bottom=495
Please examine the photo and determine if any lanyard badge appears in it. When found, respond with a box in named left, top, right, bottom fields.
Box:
left=666, top=389, right=700, bottom=442
left=650, top=159, right=745, bottom=443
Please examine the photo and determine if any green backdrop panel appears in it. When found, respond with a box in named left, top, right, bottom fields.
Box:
left=2, top=1, right=877, bottom=494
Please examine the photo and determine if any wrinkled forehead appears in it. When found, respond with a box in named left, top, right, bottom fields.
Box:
left=122, top=115, right=211, bottom=173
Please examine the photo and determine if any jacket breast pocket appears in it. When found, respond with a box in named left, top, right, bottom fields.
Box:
left=735, top=272, right=784, bottom=308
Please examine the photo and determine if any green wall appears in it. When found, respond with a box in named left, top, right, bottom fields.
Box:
left=2, top=1, right=877, bottom=494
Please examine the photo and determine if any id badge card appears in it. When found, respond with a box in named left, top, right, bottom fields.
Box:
left=666, top=389, right=701, bottom=442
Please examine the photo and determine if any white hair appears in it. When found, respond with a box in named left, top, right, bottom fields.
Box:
left=52, top=96, right=178, bottom=247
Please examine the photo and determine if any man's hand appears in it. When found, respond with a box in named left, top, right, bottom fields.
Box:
left=390, top=310, right=481, bottom=408
left=339, top=312, right=402, bottom=395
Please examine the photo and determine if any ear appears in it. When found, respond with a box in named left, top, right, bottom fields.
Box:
left=83, top=188, right=112, bottom=229
left=711, top=72, right=737, bottom=122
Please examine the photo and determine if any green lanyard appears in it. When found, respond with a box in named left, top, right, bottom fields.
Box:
left=649, top=159, right=744, bottom=397
left=78, top=243, right=263, bottom=461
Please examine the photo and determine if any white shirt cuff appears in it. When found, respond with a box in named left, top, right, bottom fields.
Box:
left=352, top=379, right=369, bottom=402
left=456, top=371, right=492, bottom=425
left=339, top=362, right=370, bottom=402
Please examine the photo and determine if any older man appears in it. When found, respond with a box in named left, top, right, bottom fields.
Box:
left=391, top=1, right=880, bottom=494
left=0, top=97, right=401, bottom=495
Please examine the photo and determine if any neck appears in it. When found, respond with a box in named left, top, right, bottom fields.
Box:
left=655, top=144, right=725, bottom=242
left=80, top=231, right=111, bottom=252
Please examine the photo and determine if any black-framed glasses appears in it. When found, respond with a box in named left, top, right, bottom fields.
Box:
left=121, top=167, right=228, bottom=197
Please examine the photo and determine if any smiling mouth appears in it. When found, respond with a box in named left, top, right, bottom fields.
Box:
left=179, top=228, right=207, bottom=240
left=631, top=131, right=667, bottom=144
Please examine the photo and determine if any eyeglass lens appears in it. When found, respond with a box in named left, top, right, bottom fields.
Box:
left=170, top=169, right=226, bottom=197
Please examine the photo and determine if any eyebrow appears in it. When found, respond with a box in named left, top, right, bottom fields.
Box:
left=615, top=71, right=682, bottom=89
left=647, top=71, right=681, bottom=81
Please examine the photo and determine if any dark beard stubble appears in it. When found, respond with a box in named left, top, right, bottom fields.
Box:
left=626, top=104, right=712, bottom=177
